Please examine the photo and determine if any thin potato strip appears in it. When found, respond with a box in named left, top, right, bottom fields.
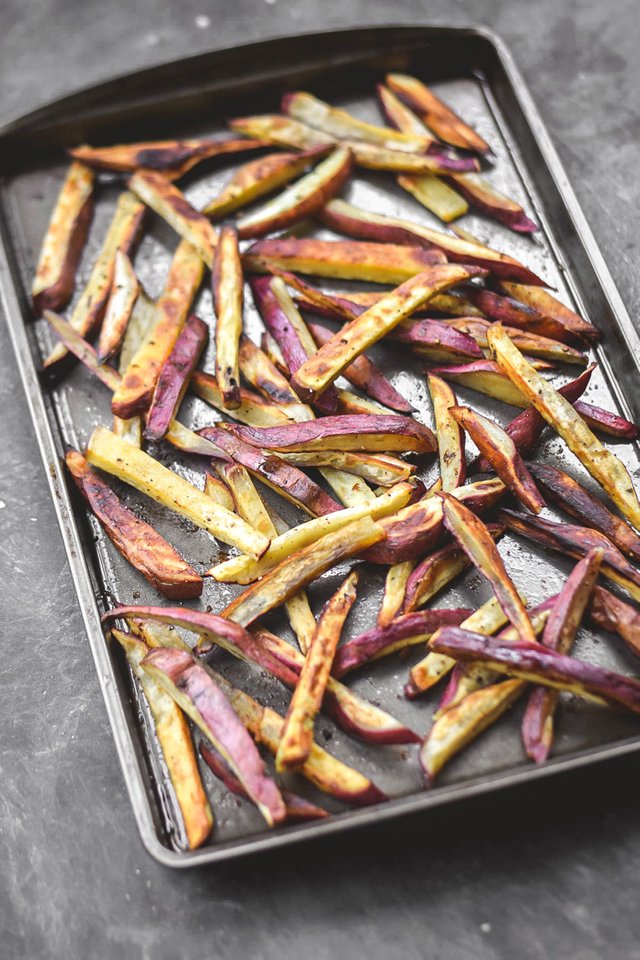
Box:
left=378, top=561, right=414, bottom=627
left=96, top=250, right=139, bottom=362
left=191, top=370, right=308, bottom=426
left=32, top=161, right=95, bottom=314
left=69, top=137, right=266, bottom=175
left=487, top=324, right=640, bottom=530
left=213, top=225, right=243, bottom=409
left=86, top=426, right=268, bottom=559
left=398, top=173, right=468, bottom=223
left=118, top=287, right=157, bottom=374
left=427, top=373, right=465, bottom=491
left=144, top=314, right=208, bottom=441
left=277, top=571, right=358, bottom=771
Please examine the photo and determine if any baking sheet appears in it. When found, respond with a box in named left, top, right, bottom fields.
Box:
left=2, top=25, right=640, bottom=867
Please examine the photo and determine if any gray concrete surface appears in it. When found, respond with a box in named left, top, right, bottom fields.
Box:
left=2, top=2, right=640, bottom=958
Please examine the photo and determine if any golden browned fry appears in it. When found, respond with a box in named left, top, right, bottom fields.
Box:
left=276, top=571, right=358, bottom=771
left=236, top=146, right=352, bottom=238
left=209, top=481, right=413, bottom=584
left=442, top=317, right=587, bottom=366
left=498, top=282, right=598, bottom=343
left=221, top=515, right=384, bottom=626
left=238, top=335, right=300, bottom=405
left=289, top=264, right=483, bottom=401
left=118, top=287, right=157, bottom=374
left=129, top=170, right=218, bottom=267
left=111, top=629, right=213, bottom=847
left=450, top=406, right=545, bottom=514
left=243, top=237, right=447, bottom=285
left=112, top=415, right=142, bottom=447
left=85, top=426, right=268, bottom=558
left=420, top=680, right=524, bottom=784
left=215, top=461, right=274, bottom=539
left=213, top=225, right=243, bottom=409
left=69, top=137, right=266, bottom=175
left=66, top=447, right=203, bottom=599
left=204, top=472, right=235, bottom=513
left=96, top=250, right=139, bottom=363
left=44, top=191, right=145, bottom=367
left=112, top=240, right=204, bottom=418
left=427, top=373, right=465, bottom=491
left=386, top=73, right=491, bottom=154
left=203, top=147, right=332, bottom=218
left=441, top=493, right=535, bottom=641
left=43, top=310, right=121, bottom=391
left=191, top=370, right=309, bottom=426
left=398, top=173, right=468, bottom=223
left=429, top=360, right=532, bottom=407
left=378, top=561, right=414, bottom=626
left=278, top=450, right=414, bottom=487
left=32, top=161, right=95, bottom=314
left=487, top=324, right=640, bottom=530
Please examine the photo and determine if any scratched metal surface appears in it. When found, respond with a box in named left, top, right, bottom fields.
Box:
left=2, top=27, right=640, bottom=866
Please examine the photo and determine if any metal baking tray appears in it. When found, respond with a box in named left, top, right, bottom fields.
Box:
left=2, top=24, right=640, bottom=868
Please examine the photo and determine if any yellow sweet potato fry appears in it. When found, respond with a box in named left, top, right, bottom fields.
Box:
left=86, top=426, right=268, bottom=558
left=204, top=472, right=235, bottom=513
left=97, top=250, right=139, bottom=362
left=190, top=370, right=308, bottom=426
left=213, top=225, right=243, bottom=409
left=398, top=173, right=468, bottom=222
left=378, top=561, right=414, bottom=627
left=215, top=461, right=274, bottom=539
left=427, top=373, right=465, bottom=491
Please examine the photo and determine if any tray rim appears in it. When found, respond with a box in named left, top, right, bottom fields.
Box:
left=2, top=21, right=640, bottom=869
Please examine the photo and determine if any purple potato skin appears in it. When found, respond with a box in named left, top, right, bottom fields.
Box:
left=144, top=314, right=208, bottom=441
left=229, top=414, right=436, bottom=455
left=32, top=191, right=95, bottom=316
left=429, top=627, right=640, bottom=714
left=590, top=586, right=640, bottom=659
left=390, top=319, right=483, bottom=361
left=573, top=401, right=640, bottom=440
left=467, top=288, right=585, bottom=346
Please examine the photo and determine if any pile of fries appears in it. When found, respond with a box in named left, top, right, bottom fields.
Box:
left=31, top=71, right=640, bottom=848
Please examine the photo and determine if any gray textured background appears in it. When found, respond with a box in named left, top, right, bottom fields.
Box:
left=2, top=2, right=640, bottom=958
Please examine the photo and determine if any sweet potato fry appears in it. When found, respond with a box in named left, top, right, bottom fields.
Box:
left=497, top=282, right=600, bottom=344
left=163, top=420, right=230, bottom=460
left=471, top=366, right=595, bottom=472
left=277, top=571, right=358, bottom=771
left=522, top=549, right=603, bottom=763
left=449, top=173, right=538, bottom=233
left=443, top=317, right=587, bottom=366
left=199, top=743, right=328, bottom=822
left=405, top=598, right=509, bottom=698
left=429, top=627, right=640, bottom=714
left=208, top=481, right=413, bottom=583
left=32, top=161, right=94, bottom=315
left=198, top=425, right=342, bottom=517
left=144, top=314, right=207, bottom=441
left=279, top=450, right=413, bottom=487
left=69, top=137, right=266, bottom=175
left=466, top=288, right=585, bottom=347
left=427, top=373, right=465, bottom=491
left=526, top=463, right=640, bottom=564
left=221, top=515, right=384, bottom=626
left=86, top=426, right=268, bottom=558
left=590, top=586, right=640, bottom=658
left=214, top=460, right=274, bottom=539
left=441, top=493, right=535, bottom=641
left=378, top=561, right=414, bottom=626
left=261, top=331, right=290, bottom=375
left=44, top=191, right=145, bottom=367
left=488, top=325, right=640, bottom=530
left=572, top=401, right=640, bottom=440
left=230, top=413, right=436, bottom=454
left=420, top=679, right=525, bottom=785
left=204, top=472, right=235, bottom=513
left=308, top=321, right=414, bottom=412
left=385, top=72, right=491, bottom=154
left=237, top=145, right=351, bottom=238
left=290, top=265, right=484, bottom=401
left=238, top=334, right=300, bottom=405
left=96, top=250, right=139, bottom=363
left=212, top=225, right=243, bottom=409
left=231, top=111, right=477, bottom=173
left=333, top=607, right=474, bottom=677
left=118, top=287, right=157, bottom=374
left=113, top=239, right=204, bottom=418
left=388, top=318, right=483, bottom=364
left=43, top=310, right=121, bottom=390
left=129, top=170, right=218, bottom=268
left=141, top=646, right=287, bottom=826
left=429, top=360, right=531, bottom=407
left=111, top=629, right=213, bottom=847
left=245, top=237, right=446, bottom=285
left=203, top=146, right=332, bottom=218
left=398, top=172, right=469, bottom=222
left=402, top=523, right=505, bottom=613
left=376, top=82, right=439, bottom=141
left=498, top=509, right=640, bottom=602
left=450, top=406, right=544, bottom=513
left=191, top=371, right=308, bottom=426
left=66, top=448, right=203, bottom=598
left=320, top=199, right=546, bottom=285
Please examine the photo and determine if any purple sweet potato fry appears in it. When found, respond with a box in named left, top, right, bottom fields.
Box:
left=144, top=314, right=208, bottom=441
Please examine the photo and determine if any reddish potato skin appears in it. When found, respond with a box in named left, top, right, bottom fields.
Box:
left=573, top=401, right=640, bottom=440
left=499, top=509, right=640, bottom=595
left=447, top=176, right=539, bottom=234
left=69, top=138, right=267, bottom=175
left=142, top=646, right=287, bottom=825
left=527, top=462, right=640, bottom=564
left=332, top=609, right=474, bottom=677
left=466, top=289, right=586, bottom=347
left=230, top=414, right=436, bottom=455
left=497, top=281, right=600, bottom=344
left=472, top=366, right=595, bottom=473
left=66, top=450, right=203, bottom=599
left=391, top=319, right=483, bottom=362
left=308, top=321, right=414, bottom=413
left=590, top=586, right=640, bottom=658
left=33, top=190, right=94, bottom=316
left=429, top=628, right=640, bottom=714
left=199, top=743, right=328, bottom=822
left=144, top=314, right=208, bottom=441
left=198, top=426, right=343, bottom=517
